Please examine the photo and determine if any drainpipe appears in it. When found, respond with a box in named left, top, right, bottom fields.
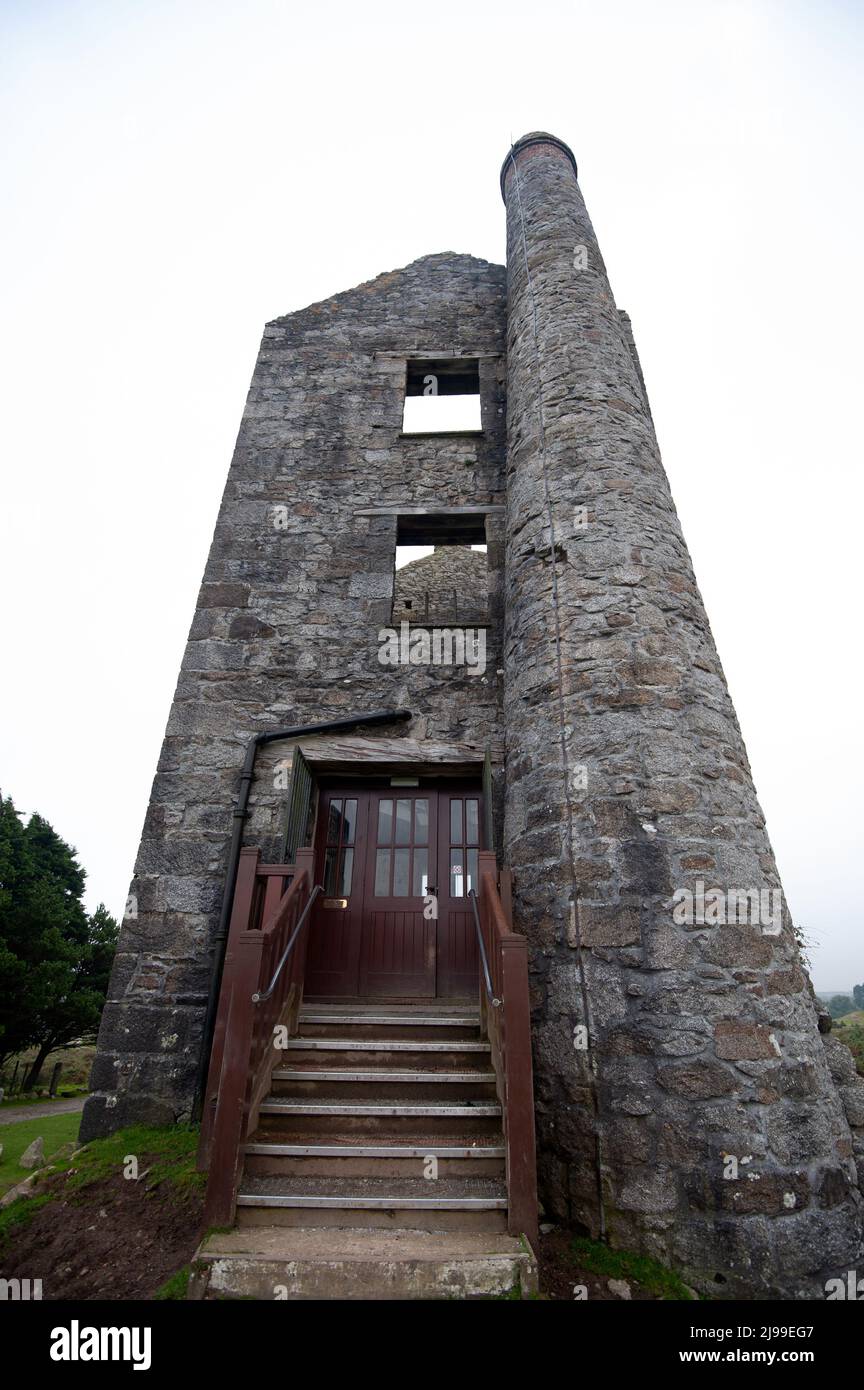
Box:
left=192, top=706, right=412, bottom=1119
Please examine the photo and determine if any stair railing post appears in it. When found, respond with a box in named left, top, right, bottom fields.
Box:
left=501, top=931, right=538, bottom=1247
left=201, top=849, right=266, bottom=1225
left=198, top=847, right=261, bottom=1167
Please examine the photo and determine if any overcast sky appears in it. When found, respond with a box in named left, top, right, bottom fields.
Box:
left=1, top=0, right=861, bottom=991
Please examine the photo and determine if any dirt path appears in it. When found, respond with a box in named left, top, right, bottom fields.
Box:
left=0, top=1097, right=86, bottom=1124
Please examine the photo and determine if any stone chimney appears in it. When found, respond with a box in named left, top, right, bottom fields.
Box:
left=500, top=131, right=863, bottom=1296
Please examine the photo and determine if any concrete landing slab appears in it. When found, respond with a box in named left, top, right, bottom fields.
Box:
left=189, top=1226, right=537, bottom=1300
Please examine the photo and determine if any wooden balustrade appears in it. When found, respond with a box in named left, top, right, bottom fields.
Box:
left=477, top=850, right=539, bottom=1247
left=196, top=839, right=538, bottom=1243
left=198, top=846, right=315, bottom=1227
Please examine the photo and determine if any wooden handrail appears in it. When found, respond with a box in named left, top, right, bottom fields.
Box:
left=198, top=846, right=315, bottom=1226
left=197, top=841, right=538, bottom=1242
left=477, top=850, right=539, bottom=1247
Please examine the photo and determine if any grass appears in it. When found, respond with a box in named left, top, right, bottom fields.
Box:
left=570, top=1235, right=698, bottom=1300
left=0, top=1111, right=82, bottom=1196
left=1, top=1122, right=204, bottom=1251
left=1, top=1120, right=203, bottom=1226
left=0, top=1123, right=206, bottom=1299
left=154, top=1264, right=192, bottom=1300
left=60, top=1123, right=205, bottom=1198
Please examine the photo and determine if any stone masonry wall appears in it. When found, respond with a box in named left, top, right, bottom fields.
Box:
left=81, top=253, right=508, bottom=1140
left=500, top=133, right=863, bottom=1297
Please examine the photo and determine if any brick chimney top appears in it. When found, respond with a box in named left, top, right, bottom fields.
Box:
left=500, top=132, right=578, bottom=200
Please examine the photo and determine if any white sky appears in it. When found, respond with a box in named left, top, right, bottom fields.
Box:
left=0, top=0, right=861, bottom=991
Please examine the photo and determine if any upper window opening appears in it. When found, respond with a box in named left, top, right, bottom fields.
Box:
left=392, top=516, right=490, bottom=623
left=402, top=358, right=482, bottom=434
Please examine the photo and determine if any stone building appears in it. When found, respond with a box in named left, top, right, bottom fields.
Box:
left=81, top=133, right=864, bottom=1298
left=393, top=545, right=489, bottom=626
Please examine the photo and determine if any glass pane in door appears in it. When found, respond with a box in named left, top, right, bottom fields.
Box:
left=450, top=847, right=465, bottom=897
left=412, top=847, right=428, bottom=896
left=393, top=847, right=410, bottom=896
left=374, top=848, right=391, bottom=896
left=394, top=799, right=412, bottom=844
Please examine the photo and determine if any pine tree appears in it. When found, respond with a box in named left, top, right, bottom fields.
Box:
left=0, top=795, right=118, bottom=1078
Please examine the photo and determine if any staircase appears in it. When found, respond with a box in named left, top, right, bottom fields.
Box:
left=191, top=1003, right=537, bottom=1299
left=192, top=850, right=538, bottom=1299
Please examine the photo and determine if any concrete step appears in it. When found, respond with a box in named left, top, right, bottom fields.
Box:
left=235, top=1175, right=508, bottom=1233
left=257, top=1097, right=502, bottom=1138
left=243, top=1138, right=505, bottom=1179
left=188, top=1227, right=538, bottom=1300
left=269, top=1068, right=497, bottom=1101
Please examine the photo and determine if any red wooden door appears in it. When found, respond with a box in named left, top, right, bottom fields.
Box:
left=304, top=791, right=367, bottom=997
left=359, top=791, right=437, bottom=998
left=305, top=783, right=484, bottom=1000
left=435, top=790, right=482, bottom=998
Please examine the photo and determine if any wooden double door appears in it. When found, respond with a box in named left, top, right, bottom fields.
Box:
left=304, top=783, right=483, bottom=1000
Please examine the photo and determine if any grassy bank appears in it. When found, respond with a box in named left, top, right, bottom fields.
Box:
left=0, top=1112, right=82, bottom=1196
left=0, top=1123, right=205, bottom=1299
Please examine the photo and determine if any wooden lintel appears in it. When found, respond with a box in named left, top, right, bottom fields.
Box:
left=296, top=735, right=503, bottom=769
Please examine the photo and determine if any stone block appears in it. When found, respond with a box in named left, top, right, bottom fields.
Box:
left=714, top=1022, right=780, bottom=1061
left=580, top=903, right=641, bottom=947
left=657, top=1061, right=737, bottom=1099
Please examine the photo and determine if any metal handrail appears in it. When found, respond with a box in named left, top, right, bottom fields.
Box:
left=468, top=888, right=502, bottom=1008
left=252, top=883, right=324, bottom=1004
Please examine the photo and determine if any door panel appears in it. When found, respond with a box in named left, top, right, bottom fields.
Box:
left=359, top=792, right=436, bottom=997
left=305, top=792, right=367, bottom=997
left=436, top=792, right=482, bottom=998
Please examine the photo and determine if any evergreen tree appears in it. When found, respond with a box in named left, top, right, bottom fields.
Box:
left=0, top=795, right=118, bottom=1078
